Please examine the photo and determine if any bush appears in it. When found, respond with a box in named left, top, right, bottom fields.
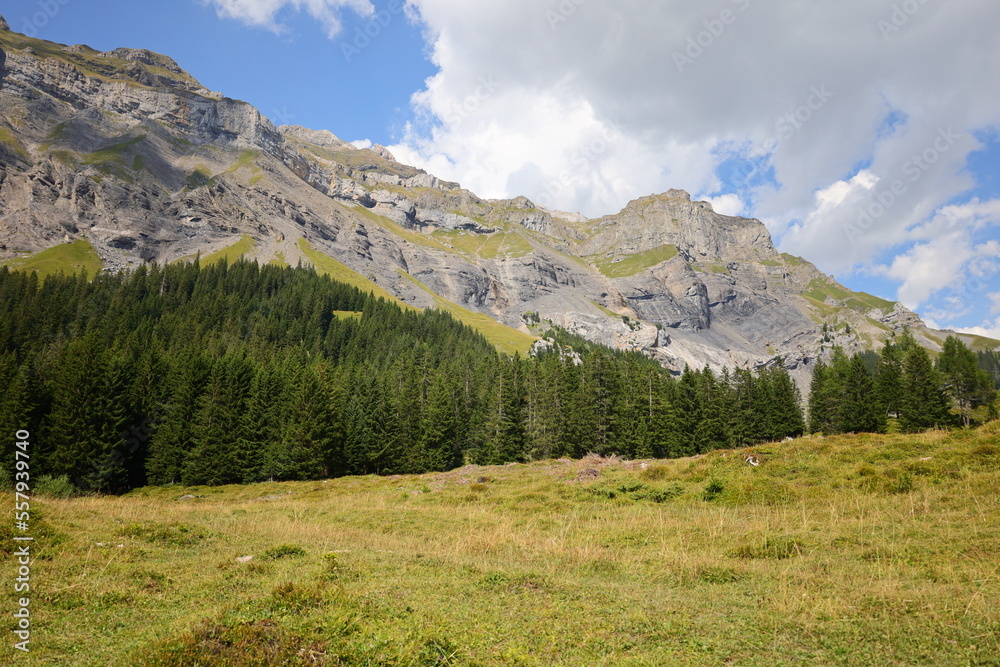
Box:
left=263, top=544, right=306, bottom=560
left=34, top=475, right=79, bottom=498
left=702, top=479, right=724, bottom=501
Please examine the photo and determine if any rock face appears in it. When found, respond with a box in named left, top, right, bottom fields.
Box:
left=0, top=26, right=990, bottom=384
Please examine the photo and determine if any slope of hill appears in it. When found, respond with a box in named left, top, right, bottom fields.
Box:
left=7, top=425, right=998, bottom=665
left=0, top=19, right=995, bottom=375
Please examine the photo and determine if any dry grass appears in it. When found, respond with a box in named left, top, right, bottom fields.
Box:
left=3, top=425, right=999, bottom=665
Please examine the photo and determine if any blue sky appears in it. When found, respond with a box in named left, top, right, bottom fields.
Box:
left=5, top=0, right=1000, bottom=339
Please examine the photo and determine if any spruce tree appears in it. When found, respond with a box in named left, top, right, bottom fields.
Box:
left=840, top=354, right=883, bottom=434
left=875, top=339, right=904, bottom=422
left=901, top=346, right=951, bottom=432
left=937, top=336, right=996, bottom=427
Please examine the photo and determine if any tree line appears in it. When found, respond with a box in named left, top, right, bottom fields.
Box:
left=0, top=260, right=807, bottom=492
left=808, top=331, right=997, bottom=434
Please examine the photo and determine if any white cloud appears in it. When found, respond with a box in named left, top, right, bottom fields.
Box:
left=242, top=0, right=1000, bottom=330
left=392, top=0, right=1000, bottom=232
left=877, top=210, right=1000, bottom=311
left=209, top=0, right=373, bottom=37
left=990, top=292, right=1000, bottom=315
left=704, top=193, right=745, bottom=217
left=350, top=138, right=372, bottom=149
left=956, top=319, right=1000, bottom=340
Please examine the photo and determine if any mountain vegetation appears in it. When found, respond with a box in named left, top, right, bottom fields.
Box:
left=6, top=424, right=998, bottom=665
left=808, top=331, right=997, bottom=435
left=0, top=261, right=809, bottom=493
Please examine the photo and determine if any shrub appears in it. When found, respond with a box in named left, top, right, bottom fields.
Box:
left=34, top=474, right=79, bottom=498
left=263, top=544, right=306, bottom=560
left=702, top=479, right=724, bottom=501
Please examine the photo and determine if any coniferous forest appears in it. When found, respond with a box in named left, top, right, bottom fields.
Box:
left=0, top=260, right=810, bottom=493
left=808, top=333, right=998, bottom=434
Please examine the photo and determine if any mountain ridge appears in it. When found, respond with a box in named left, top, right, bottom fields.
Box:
left=0, top=19, right=995, bottom=382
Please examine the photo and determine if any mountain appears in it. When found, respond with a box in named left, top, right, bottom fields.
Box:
left=0, top=20, right=995, bottom=381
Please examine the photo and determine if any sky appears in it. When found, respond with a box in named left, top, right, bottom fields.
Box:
left=5, top=0, right=1000, bottom=339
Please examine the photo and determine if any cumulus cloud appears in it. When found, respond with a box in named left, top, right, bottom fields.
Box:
left=239, top=0, right=1000, bottom=331
left=706, top=193, right=745, bottom=217
left=209, top=0, right=373, bottom=37
left=874, top=201, right=1000, bottom=310
left=957, top=319, right=1000, bottom=340
left=393, top=0, right=999, bottom=227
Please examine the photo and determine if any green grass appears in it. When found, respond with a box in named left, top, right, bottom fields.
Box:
left=194, top=235, right=257, bottom=266
left=0, top=238, right=103, bottom=278
left=399, top=270, right=538, bottom=355
left=804, top=279, right=895, bottom=313
left=431, top=229, right=534, bottom=260
left=185, top=166, right=212, bottom=190
left=780, top=253, right=808, bottom=267
left=0, top=126, right=28, bottom=159
left=331, top=311, right=363, bottom=321
left=963, top=334, right=1000, bottom=352
left=591, top=301, right=622, bottom=319
left=268, top=252, right=289, bottom=268
left=8, top=424, right=999, bottom=665
left=81, top=135, right=146, bottom=166
left=222, top=149, right=263, bottom=183
left=298, top=238, right=409, bottom=307
left=593, top=244, right=678, bottom=278
left=692, top=261, right=729, bottom=275
left=351, top=205, right=452, bottom=254
left=0, top=30, right=205, bottom=93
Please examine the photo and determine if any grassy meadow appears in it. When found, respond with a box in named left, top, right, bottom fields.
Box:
left=4, top=425, right=1000, bottom=666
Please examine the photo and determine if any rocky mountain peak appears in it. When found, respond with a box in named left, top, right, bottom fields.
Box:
left=0, top=15, right=9, bottom=32
left=0, top=24, right=991, bottom=388
left=371, top=143, right=396, bottom=162
left=101, top=47, right=186, bottom=76
left=579, top=191, right=776, bottom=264
left=279, top=125, right=354, bottom=150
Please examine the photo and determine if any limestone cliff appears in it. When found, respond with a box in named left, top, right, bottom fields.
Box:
left=0, top=20, right=993, bottom=383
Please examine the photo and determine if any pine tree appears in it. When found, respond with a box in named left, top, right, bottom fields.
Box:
left=937, top=336, right=996, bottom=427
left=901, top=346, right=951, bottom=432
left=764, top=360, right=806, bottom=439
left=875, top=339, right=904, bottom=421
left=840, top=354, right=883, bottom=433
left=182, top=353, right=253, bottom=486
